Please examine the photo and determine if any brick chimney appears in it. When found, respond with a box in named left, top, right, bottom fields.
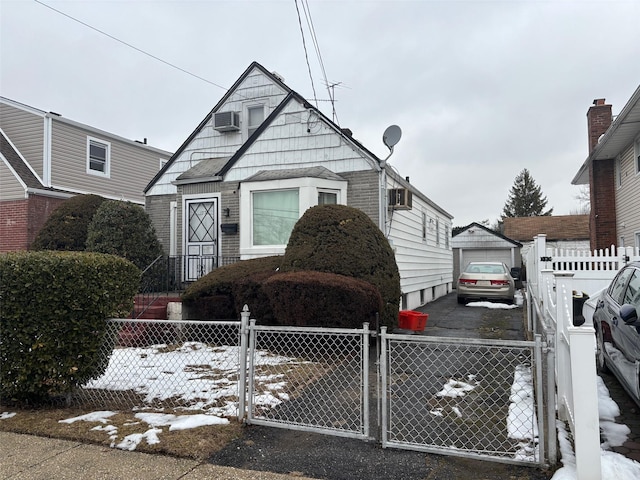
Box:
left=587, top=98, right=612, bottom=154
left=586, top=98, right=617, bottom=250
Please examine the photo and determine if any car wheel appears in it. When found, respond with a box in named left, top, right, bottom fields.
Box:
left=595, top=323, right=610, bottom=374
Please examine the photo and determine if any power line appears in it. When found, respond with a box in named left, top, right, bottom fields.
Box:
left=294, top=0, right=318, bottom=108
left=33, top=0, right=229, bottom=92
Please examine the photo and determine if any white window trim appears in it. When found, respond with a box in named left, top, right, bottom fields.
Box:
left=245, top=103, right=266, bottom=139
left=635, top=138, right=640, bottom=176
left=239, top=176, right=347, bottom=258
left=86, top=136, right=111, bottom=178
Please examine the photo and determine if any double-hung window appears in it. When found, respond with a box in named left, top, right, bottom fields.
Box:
left=318, top=190, right=338, bottom=205
left=252, top=189, right=299, bottom=246
left=635, top=138, right=640, bottom=175
left=247, top=105, right=264, bottom=137
left=87, top=137, right=110, bottom=177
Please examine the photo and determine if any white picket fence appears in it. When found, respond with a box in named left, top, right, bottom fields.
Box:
left=525, top=234, right=640, bottom=480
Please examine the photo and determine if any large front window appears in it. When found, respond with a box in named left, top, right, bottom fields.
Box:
left=252, top=189, right=299, bottom=246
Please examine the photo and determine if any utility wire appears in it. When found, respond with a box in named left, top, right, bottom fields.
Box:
left=300, top=0, right=339, bottom=125
left=33, top=0, right=229, bottom=92
left=294, top=0, right=318, bottom=108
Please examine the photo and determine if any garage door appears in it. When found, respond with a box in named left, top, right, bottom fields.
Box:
left=462, top=249, right=513, bottom=269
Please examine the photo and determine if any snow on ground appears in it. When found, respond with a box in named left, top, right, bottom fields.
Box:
left=551, top=376, right=640, bottom=480
left=83, top=342, right=298, bottom=416
left=466, top=290, right=524, bottom=310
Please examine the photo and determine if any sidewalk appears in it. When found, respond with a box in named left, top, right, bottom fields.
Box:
left=0, top=431, right=317, bottom=480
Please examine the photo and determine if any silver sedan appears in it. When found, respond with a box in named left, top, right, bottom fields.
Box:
left=456, top=261, right=516, bottom=304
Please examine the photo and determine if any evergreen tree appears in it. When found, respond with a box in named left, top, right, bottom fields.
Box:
left=501, top=169, right=553, bottom=218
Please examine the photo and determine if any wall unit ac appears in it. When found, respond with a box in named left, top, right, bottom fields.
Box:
left=213, top=111, right=240, bottom=132
left=388, top=188, right=413, bottom=210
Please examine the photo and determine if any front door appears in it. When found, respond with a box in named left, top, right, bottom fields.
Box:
left=185, top=198, right=218, bottom=281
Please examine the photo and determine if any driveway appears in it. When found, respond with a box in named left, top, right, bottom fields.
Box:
left=208, top=293, right=550, bottom=480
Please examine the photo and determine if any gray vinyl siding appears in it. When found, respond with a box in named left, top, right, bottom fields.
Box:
left=616, top=142, right=640, bottom=245
left=0, top=102, right=44, bottom=178
left=0, top=160, right=26, bottom=199
left=145, top=194, right=176, bottom=255
left=50, top=121, right=164, bottom=203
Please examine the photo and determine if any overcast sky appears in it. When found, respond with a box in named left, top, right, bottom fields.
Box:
left=2, top=0, right=639, bottom=227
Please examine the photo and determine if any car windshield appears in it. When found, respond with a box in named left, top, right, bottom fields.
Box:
left=464, top=264, right=505, bottom=274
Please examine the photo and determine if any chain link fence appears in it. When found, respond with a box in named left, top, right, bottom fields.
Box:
left=76, top=319, right=243, bottom=417
left=246, top=321, right=372, bottom=440
left=380, top=331, right=546, bottom=466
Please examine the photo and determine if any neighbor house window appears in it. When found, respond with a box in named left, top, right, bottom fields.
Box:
left=636, top=232, right=640, bottom=250
left=616, top=156, right=622, bottom=187
left=436, top=219, right=440, bottom=246
left=87, top=137, right=110, bottom=176
left=318, top=190, right=338, bottom=205
left=252, top=189, right=299, bottom=246
left=445, top=225, right=450, bottom=248
left=635, top=138, right=640, bottom=175
left=422, top=212, right=427, bottom=240
left=247, top=105, right=264, bottom=137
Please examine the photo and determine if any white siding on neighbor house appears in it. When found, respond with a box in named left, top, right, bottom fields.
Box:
left=0, top=102, right=45, bottom=180
left=0, top=159, right=26, bottom=199
left=225, top=101, right=376, bottom=181
left=616, top=142, right=640, bottom=247
left=49, top=121, right=163, bottom=203
left=147, top=68, right=290, bottom=196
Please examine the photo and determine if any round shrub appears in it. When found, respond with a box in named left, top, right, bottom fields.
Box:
left=280, top=204, right=401, bottom=328
left=181, top=256, right=282, bottom=320
left=0, top=251, right=140, bottom=404
left=30, top=194, right=106, bottom=251
left=263, top=271, right=383, bottom=328
left=86, top=200, right=163, bottom=270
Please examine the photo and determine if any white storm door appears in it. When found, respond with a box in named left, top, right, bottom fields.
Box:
left=185, top=198, right=218, bottom=281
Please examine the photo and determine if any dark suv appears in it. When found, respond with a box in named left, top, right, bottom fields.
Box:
left=592, top=261, right=640, bottom=406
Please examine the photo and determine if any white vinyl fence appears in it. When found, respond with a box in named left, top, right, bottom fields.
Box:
left=525, top=234, right=640, bottom=480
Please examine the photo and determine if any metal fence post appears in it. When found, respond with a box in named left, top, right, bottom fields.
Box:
left=245, top=317, right=257, bottom=424
left=379, top=327, right=388, bottom=448
left=238, top=305, right=250, bottom=422
left=362, top=322, right=370, bottom=439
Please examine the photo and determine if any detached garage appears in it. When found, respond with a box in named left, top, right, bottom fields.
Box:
left=452, top=222, right=522, bottom=282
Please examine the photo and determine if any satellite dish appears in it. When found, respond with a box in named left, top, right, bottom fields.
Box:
left=383, top=125, right=402, bottom=150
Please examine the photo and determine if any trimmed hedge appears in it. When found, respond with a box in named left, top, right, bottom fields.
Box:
left=86, top=201, right=164, bottom=270
left=280, top=204, right=401, bottom=328
left=0, top=251, right=140, bottom=404
left=30, top=194, right=106, bottom=251
left=263, top=271, right=383, bottom=328
left=181, top=256, right=282, bottom=320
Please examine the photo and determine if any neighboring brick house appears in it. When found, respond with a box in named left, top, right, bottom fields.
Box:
left=503, top=214, right=591, bottom=260
left=572, top=86, right=640, bottom=251
left=145, top=61, right=454, bottom=310
left=0, top=97, right=172, bottom=252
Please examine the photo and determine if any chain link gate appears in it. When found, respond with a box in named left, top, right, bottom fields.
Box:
left=246, top=320, right=373, bottom=440
left=380, top=329, right=546, bottom=466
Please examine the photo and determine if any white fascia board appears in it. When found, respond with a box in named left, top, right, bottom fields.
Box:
left=0, top=152, right=28, bottom=198
left=0, top=126, right=45, bottom=186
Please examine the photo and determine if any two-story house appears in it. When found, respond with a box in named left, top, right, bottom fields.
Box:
left=0, top=97, right=172, bottom=252
left=572, top=86, right=640, bottom=251
left=144, top=62, right=453, bottom=310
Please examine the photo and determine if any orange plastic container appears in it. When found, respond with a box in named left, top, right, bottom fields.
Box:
left=398, top=310, right=428, bottom=331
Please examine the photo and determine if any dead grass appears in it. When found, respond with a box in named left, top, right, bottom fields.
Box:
left=0, top=405, right=242, bottom=461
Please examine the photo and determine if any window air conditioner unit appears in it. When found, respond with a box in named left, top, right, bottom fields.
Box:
left=388, top=188, right=413, bottom=210
left=213, top=111, right=240, bottom=132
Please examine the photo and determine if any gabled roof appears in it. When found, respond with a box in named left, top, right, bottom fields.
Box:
left=0, top=128, right=43, bottom=190
left=503, top=215, right=590, bottom=242
left=453, top=222, right=521, bottom=246
left=144, top=61, right=384, bottom=193
left=572, top=84, right=640, bottom=185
